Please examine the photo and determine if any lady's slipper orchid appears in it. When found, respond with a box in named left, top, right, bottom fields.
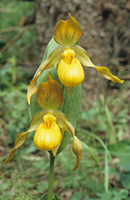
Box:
left=4, top=74, right=82, bottom=171
left=27, top=14, right=124, bottom=105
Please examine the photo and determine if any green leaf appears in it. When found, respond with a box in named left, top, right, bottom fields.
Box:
left=71, top=192, right=82, bottom=200
left=30, top=38, right=81, bottom=153
left=120, top=172, right=130, bottom=189
left=96, top=189, right=128, bottom=200
left=41, top=193, right=47, bottom=199
left=41, top=191, right=61, bottom=200
left=118, top=189, right=129, bottom=199
left=104, top=147, right=109, bottom=194
left=109, top=140, right=130, bottom=171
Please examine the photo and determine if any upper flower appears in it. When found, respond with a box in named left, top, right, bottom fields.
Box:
left=4, top=74, right=82, bottom=171
left=27, top=13, right=124, bottom=104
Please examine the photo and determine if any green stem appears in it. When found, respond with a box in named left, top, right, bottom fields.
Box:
left=48, top=153, right=55, bottom=200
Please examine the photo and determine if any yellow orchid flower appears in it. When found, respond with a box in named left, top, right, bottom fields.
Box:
left=4, top=74, right=82, bottom=171
left=27, top=13, right=124, bottom=105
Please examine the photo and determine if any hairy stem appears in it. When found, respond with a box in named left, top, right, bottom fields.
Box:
left=48, top=153, right=55, bottom=200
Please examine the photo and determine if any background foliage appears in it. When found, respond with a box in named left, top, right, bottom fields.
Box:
left=0, top=0, right=130, bottom=200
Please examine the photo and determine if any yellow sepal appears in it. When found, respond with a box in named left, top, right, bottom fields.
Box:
left=52, top=110, right=82, bottom=170
left=36, top=74, right=64, bottom=110
left=72, top=45, right=95, bottom=67
left=51, top=130, right=65, bottom=156
left=72, top=136, right=82, bottom=171
left=54, top=13, right=81, bottom=46
left=27, top=46, right=62, bottom=105
left=95, top=66, right=124, bottom=83
left=3, top=132, right=29, bottom=164
left=73, top=45, right=124, bottom=83
left=53, top=110, right=75, bottom=137
left=3, top=110, right=47, bottom=164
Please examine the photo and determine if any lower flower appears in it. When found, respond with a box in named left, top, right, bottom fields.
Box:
left=4, top=74, right=82, bottom=171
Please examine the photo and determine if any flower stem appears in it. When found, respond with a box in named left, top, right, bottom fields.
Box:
left=48, top=153, right=55, bottom=200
